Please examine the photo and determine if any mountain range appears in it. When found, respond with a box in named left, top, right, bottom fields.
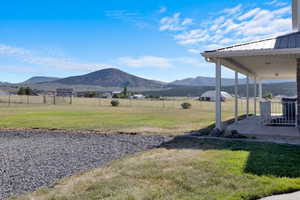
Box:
left=3, top=68, right=293, bottom=96
left=22, top=76, right=61, bottom=84
left=170, top=76, right=294, bottom=86
left=21, top=68, right=294, bottom=88
left=20, top=68, right=166, bottom=90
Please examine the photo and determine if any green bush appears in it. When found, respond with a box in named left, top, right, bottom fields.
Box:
left=17, top=87, right=33, bottom=95
left=263, top=93, right=273, bottom=99
left=111, top=100, right=120, bottom=107
left=181, top=102, right=192, bottom=109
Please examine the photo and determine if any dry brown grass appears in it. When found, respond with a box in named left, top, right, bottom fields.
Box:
left=0, top=98, right=254, bottom=136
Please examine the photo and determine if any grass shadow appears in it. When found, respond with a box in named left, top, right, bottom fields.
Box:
left=161, top=136, right=300, bottom=178
left=188, top=114, right=252, bottom=136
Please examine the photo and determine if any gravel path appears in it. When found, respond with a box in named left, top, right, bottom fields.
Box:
left=0, top=130, right=170, bottom=200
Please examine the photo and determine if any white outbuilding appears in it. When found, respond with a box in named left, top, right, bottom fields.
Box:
left=200, top=90, right=232, bottom=102
left=131, top=94, right=145, bottom=99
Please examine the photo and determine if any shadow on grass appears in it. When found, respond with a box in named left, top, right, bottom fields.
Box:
left=161, top=136, right=300, bottom=178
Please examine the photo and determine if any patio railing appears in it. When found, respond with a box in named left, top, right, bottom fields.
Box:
left=260, top=100, right=297, bottom=127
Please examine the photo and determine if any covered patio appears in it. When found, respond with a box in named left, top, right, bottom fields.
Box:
left=201, top=1, right=300, bottom=137
left=227, top=115, right=300, bottom=138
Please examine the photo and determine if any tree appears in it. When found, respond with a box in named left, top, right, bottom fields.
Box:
left=17, top=87, right=33, bottom=95
left=122, top=87, right=128, bottom=97
left=24, top=87, right=33, bottom=95
left=263, top=93, right=273, bottom=99
left=17, top=87, right=26, bottom=95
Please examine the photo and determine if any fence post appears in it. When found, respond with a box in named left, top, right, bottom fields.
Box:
left=43, top=96, right=46, bottom=104
left=8, top=94, right=11, bottom=106
left=27, top=95, right=29, bottom=104
left=70, top=96, right=73, bottom=104
left=53, top=96, right=56, bottom=105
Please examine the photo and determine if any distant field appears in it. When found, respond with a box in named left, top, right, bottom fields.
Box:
left=0, top=96, right=255, bottom=136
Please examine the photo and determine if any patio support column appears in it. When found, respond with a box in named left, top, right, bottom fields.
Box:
left=259, top=81, right=263, bottom=100
left=215, top=59, right=222, bottom=130
left=234, top=71, right=238, bottom=123
left=246, top=76, right=249, bottom=118
left=297, top=58, right=300, bottom=127
left=254, top=77, right=257, bottom=116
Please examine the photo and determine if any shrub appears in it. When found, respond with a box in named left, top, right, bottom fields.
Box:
left=181, top=102, right=192, bottom=109
left=263, top=93, right=273, bottom=99
left=111, top=100, right=120, bottom=107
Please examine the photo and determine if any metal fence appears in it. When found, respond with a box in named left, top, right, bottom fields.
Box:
left=0, top=95, right=72, bottom=105
left=0, top=95, right=216, bottom=109
left=260, top=101, right=297, bottom=127
left=0, top=95, right=260, bottom=121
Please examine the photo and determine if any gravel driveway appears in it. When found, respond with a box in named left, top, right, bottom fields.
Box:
left=0, top=130, right=170, bottom=200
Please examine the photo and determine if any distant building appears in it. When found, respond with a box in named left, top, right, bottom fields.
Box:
left=56, top=88, right=74, bottom=97
left=103, top=92, right=113, bottom=98
left=112, top=91, right=122, bottom=95
left=200, top=90, right=232, bottom=102
left=131, top=94, right=145, bottom=99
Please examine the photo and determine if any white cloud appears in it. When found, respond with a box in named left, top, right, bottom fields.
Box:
left=188, top=49, right=201, bottom=54
left=266, top=0, right=287, bottom=7
left=0, top=45, right=29, bottom=56
left=182, top=18, right=193, bottom=26
left=105, top=10, right=149, bottom=28
left=160, top=3, right=292, bottom=52
left=119, top=56, right=172, bottom=68
left=160, top=13, right=193, bottom=31
left=0, top=44, right=114, bottom=71
left=174, top=29, right=210, bottom=45
left=118, top=56, right=202, bottom=68
left=238, top=8, right=261, bottom=21
left=0, top=65, right=38, bottom=73
left=222, top=4, right=242, bottom=15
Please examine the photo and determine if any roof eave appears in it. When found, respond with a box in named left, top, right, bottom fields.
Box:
left=201, top=48, right=300, bottom=58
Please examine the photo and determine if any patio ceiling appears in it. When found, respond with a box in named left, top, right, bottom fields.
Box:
left=201, top=32, right=300, bottom=80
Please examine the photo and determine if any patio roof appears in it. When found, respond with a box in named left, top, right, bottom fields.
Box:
left=201, top=32, right=300, bottom=80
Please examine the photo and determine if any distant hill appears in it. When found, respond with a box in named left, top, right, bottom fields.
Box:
left=170, top=76, right=246, bottom=87
left=144, top=82, right=297, bottom=97
left=170, top=76, right=294, bottom=87
left=22, top=76, right=61, bottom=84
left=51, top=68, right=166, bottom=88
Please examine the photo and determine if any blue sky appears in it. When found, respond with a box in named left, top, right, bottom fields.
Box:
left=0, top=0, right=291, bottom=83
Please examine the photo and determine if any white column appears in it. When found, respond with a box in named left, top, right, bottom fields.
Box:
left=215, top=59, right=222, bottom=130
left=234, top=71, right=238, bottom=123
left=246, top=76, right=249, bottom=118
left=259, top=81, right=263, bottom=99
left=254, top=77, right=257, bottom=116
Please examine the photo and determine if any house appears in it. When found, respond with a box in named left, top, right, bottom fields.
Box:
left=56, top=88, right=74, bottom=97
left=200, top=90, right=232, bottom=102
left=201, top=0, right=300, bottom=137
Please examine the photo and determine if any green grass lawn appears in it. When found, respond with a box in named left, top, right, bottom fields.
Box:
left=12, top=138, right=300, bottom=200
left=0, top=103, right=235, bottom=136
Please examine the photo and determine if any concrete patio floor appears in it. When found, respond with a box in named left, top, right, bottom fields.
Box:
left=259, top=191, right=300, bottom=200
left=227, top=116, right=300, bottom=138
